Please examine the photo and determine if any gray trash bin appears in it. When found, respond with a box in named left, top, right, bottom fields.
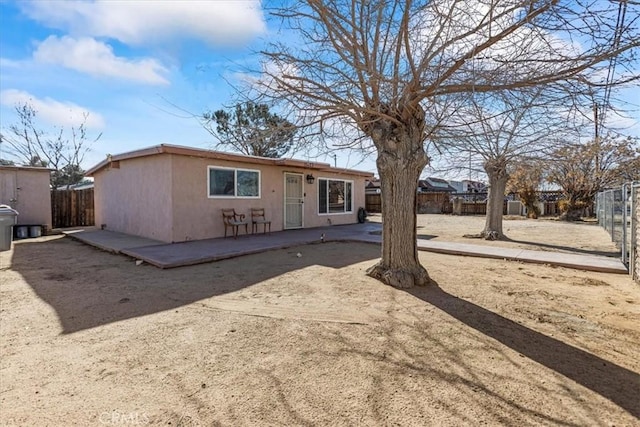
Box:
left=0, top=205, right=19, bottom=251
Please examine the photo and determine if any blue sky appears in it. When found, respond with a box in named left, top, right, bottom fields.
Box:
left=0, top=0, right=376, bottom=173
left=0, top=1, right=637, bottom=179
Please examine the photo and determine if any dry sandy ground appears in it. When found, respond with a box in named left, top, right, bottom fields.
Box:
left=369, top=214, right=622, bottom=256
left=1, top=215, right=639, bottom=426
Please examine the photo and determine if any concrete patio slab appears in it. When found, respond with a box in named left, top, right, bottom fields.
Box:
left=62, top=228, right=165, bottom=253
left=66, top=223, right=382, bottom=268
left=63, top=222, right=628, bottom=274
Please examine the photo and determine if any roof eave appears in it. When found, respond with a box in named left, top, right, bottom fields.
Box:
left=86, top=143, right=374, bottom=178
left=0, top=165, right=55, bottom=172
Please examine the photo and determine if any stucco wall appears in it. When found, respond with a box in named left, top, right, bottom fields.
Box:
left=0, top=166, right=51, bottom=228
left=170, top=155, right=285, bottom=241
left=307, top=173, right=367, bottom=228
left=169, top=154, right=368, bottom=242
left=93, top=156, right=173, bottom=242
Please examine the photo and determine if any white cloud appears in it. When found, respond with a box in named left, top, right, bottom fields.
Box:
left=21, top=0, right=266, bottom=47
left=33, top=36, right=169, bottom=85
left=605, top=110, right=639, bottom=134
left=0, top=89, right=105, bottom=129
left=0, top=58, right=22, bottom=68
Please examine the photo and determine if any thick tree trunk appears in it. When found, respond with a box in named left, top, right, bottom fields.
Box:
left=362, top=101, right=433, bottom=288
left=524, top=201, right=539, bottom=219
left=560, top=199, right=584, bottom=221
left=482, top=158, right=509, bottom=240
left=520, top=192, right=540, bottom=219
left=366, top=152, right=432, bottom=288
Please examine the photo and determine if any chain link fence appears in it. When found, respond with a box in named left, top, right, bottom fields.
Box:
left=631, top=183, right=639, bottom=282
left=596, top=182, right=639, bottom=283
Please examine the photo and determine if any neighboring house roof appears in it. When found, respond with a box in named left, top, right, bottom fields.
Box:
left=55, top=181, right=94, bottom=191
left=86, top=144, right=374, bottom=178
left=463, top=180, right=487, bottom=192
left=418, top=178, right=457, bottom=192
left=365, top=179, right=381, bottom=194
left=447, top=180, right=464, bottom=192
left=426, top=177, right=449, bottom=186
left=365, top=179, right=381, bottom=188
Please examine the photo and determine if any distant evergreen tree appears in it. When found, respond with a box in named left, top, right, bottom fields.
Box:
left=203, top=102, right=297, bottom=158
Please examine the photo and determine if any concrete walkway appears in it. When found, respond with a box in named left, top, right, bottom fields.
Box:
left=416, top=239, right=627, bottom=274
left=64, top=223, right=628, bottom=274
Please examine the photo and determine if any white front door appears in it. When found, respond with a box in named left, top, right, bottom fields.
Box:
left=284, top=173, right=303, bottom=229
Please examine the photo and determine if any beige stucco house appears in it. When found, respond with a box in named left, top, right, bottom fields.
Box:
left=0, top=165, right=52, bottom=229
left=86, top=144, right=373, bottom=243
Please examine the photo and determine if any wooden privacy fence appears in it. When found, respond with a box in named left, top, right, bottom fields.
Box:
left=366, top=192, right=457, bottom=214
left=365, top=194, right=382, bottom=213
left=51, top=188, right=95, bottom=228
left=366, top=192, right=560, bottom=216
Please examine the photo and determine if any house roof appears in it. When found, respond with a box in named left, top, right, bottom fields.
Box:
left=426, top=177, right=449, bottom=186
left=86, top=144, right=374, bottom=178
left=55, top=181, right=94, bottom=191
left=418, top=179, right=457, bottom=192
left=0, top=165, right=54, bottom=172
left=464, top=180, right=487, bottom=191
left=365, top=179, right=381, bottom=188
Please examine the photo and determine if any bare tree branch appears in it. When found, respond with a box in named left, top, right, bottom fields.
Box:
left=0, top=102, right=101, bottom=187
left=248, top=0, right=639, bottom=287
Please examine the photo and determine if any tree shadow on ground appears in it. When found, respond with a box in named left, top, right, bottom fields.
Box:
left=407, top=284, right=640, bottom=419
left=502, top=236, right=621, bottom=257
left=417, top=234, right=436, bottom=240
left=268, top=280, right=623, bottom=425
left=9, top=236, right=380, bottom=334
left=366, top=229, right=436, bottom=240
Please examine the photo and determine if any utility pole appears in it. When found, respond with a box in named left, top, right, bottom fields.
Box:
left=593, top=102, right=599, bottom=141
left=593, top=102, right=601, bottom=181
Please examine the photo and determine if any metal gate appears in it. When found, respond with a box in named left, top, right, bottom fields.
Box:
left=630, top=182, right=639, bottom=281
left=596, top=182, right=637, bottom=274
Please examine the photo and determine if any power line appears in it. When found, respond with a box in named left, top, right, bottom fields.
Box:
left=598, top=0, right=628, bottom=134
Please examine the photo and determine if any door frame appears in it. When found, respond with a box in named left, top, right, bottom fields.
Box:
left=283, top=172, right=304, bottom=229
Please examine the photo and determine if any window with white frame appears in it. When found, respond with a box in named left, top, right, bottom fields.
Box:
left=208, top=166, right=260, bottom=198
left=318, top=178, right=353, bottom=214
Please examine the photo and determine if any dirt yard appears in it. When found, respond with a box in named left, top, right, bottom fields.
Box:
left=370, top=213, right=622, bottom=257
left=1, top=215, right=638, bottom=426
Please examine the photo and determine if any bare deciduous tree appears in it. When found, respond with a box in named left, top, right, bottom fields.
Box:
left=507, top=160, right=545, bottom=219
left=547, top=135, right=640, bottom=220
left=254, top=0, right=639, bottom=288
left=438, top=89, right=574, bottom=239
left=0, top=102, right=101, bottom=188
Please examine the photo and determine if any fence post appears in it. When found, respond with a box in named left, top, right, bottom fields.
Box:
left=596, top=193, right=602, bottom=226
left=632, top=183, right=639, bottom=282
left=597, top=183, right=640, bottom=280
left=610, top=191, right=615, bottom=243
left=603, top=192, right=609, bottom=234
left=622, top=184, right=628, bottom=266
